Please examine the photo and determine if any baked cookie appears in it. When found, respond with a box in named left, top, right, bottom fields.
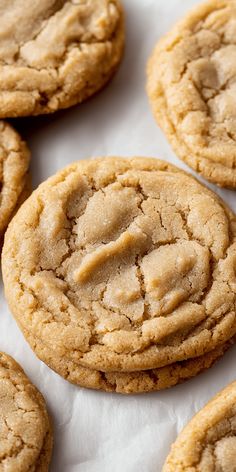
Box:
left=0, top=0, right=124, bottom=117
left=0, top=351, right=52, bottom=471
left=21, top=325, right=234, bottom=394
left=162, top=380, right=236, bottom=471
left=2, top=157, right=236, bottom=373
left=0, top=121, right=30, bottom=241
left=147, top=0, right=236, bottom=188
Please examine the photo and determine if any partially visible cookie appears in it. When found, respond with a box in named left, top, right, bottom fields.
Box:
left=0, top=351, right=52, bottom=471
left=147, top=0, right=236, bottom=188
left=12, top=174, right=32, bottom=218
left=0, top=0, right=124, bottom=117
left=162, top=380, right=236, bottom=471
left=0, top=121, right=30, bottom=241
left=21, top=326, right=234, bottom=394
left=2, top=157, right=236, bottom=375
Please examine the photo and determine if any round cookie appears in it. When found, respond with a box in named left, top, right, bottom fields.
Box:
left=2, top=157, right=236, bottom=372
left=21, top=325, right=234, bottom=394
left=147, top=0, right=236, bottom=188
left=0, top=0, right=124, bottom=117
left=0, top=121, right=30, bottom=241
left=0, top=352, right=52, bottom=471
left=162, top=380, right=236, bottom=471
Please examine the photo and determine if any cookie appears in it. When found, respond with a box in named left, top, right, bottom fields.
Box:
left=0, top=351, right=52, bottom=471
left=0, top=0, right=124, bottom=117
left=0, top=121, right=30, bottom=241
left=147, top=0, right=236, bottom=188
left=2, top=157, right=236, bottom=373
left=162, top=380, right=236, bottom=471
left=21, top=325, right=234, bottom=394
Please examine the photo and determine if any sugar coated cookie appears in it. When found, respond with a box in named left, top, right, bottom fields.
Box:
left=0, top=352, right=52, bottom=471
left=2, top=157, right=236, bottom=374
left=147, top=0, right=236, bottom=188
left=0, top=0, right=124, bottom=117
left=0, top=121, right=30, bottom=241
left=163, top=380, right=236, bottom=471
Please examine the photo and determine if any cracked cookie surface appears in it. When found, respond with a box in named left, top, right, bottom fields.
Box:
left=0, top=0, right=124, bottom=117
left=0, top=121, right=30, bottom=241
left=0, top=352, right=52, bottom=472
left=147, top=0, right=236, bottom=188
left=163, top=380, right=236, bottom=471
left=2, top=157, right=236, bottom=372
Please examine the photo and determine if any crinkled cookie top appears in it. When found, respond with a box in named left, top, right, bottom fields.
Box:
left=163, top=381, right=236, bottom=472
left=0, top=352, right=52, bottom=472
left=147, top=0, right=236, bottom=187
left=2, top=157, right=236, bottom=371
left=0, top=121, right=30, bottom=239
left=0, top=0, right=124, bottom=117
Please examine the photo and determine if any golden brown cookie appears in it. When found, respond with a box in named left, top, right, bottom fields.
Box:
left=0, top=121, right=30, bottom=241
left=0, top=0, right=124, bottom=117
left=162, top=380, right=236, bottom=471
left=2, top=157, right=236, bottom=373
left=147, top=0, right=236, bottom=188
left=20, top=325, right=235, bottom=394
left=0, top=352, right=52, bottom=471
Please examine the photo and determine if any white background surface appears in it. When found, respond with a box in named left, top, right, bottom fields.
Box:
left=1, top=1, right=236, bottom=470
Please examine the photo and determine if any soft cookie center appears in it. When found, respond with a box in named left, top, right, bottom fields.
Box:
left=25, top=169, right=231, bottom=355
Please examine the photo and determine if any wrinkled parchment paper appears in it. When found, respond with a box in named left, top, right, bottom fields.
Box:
left=1, top=1, right=235, bottom=470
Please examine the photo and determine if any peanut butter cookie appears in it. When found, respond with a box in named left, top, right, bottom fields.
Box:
left=0, top=0, right=124, bottom=117
left=20, top=325, right=234, bottom=394
left=2, top=157, right=236, bottom=373
left=0, top=352, right=52, bottom=471
left=163, top=380, right=236, bottom=471
left=0, top=121, right=30, bottom=241
left=147, top=0, right=236, bottom=188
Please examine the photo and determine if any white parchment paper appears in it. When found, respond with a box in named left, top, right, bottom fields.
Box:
left=1, top=1, right=236, bottom=470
